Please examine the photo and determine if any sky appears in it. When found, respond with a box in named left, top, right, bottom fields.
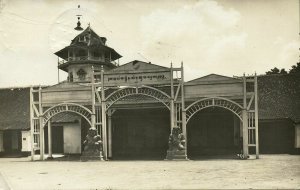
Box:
left=0, top=0, right=299, bottom=87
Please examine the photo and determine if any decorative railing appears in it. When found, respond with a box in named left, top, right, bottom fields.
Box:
left=58, top=56, right=118, bottom=66
left=68, top=56, right=89, bottom=61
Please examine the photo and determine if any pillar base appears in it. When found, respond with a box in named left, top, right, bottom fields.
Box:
left=80, top=150, right=104, bottom=161
left=165, top=150, right=188, bottom=160
left=46, top=156, right=54, bottom=160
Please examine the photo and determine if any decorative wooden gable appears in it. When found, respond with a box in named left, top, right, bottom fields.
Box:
left=41, top=82, right=92, bottom=106
left=186, top=74, right=241, bottom=85
left=184, top=74, right=243, bottom=99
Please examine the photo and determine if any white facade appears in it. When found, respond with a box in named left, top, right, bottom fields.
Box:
left=21, top=131, right=31, bottom=152
left=63, top=123, right=81, bottom=154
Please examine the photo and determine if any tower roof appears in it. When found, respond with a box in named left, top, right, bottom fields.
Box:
left=54, top=26, right=122, bottom=61
left=70, top=26, right=107, bottom=46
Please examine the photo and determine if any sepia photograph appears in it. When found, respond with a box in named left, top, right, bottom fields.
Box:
left=0, top=0, right=299, bottom=189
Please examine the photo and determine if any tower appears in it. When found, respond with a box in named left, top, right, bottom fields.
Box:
left=55, top=26, right=122, bottom=82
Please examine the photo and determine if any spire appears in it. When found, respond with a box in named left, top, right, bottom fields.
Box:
left=74, top=5, right=83, bottom=31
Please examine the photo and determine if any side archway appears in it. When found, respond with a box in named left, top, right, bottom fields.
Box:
left=185, top=97, right=243, bottom=124
left=105, top=86, right=171, bottom=110
left=42, top=103, right=93, bottom=127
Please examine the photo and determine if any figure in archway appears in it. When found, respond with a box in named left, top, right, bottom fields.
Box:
left=166, top=126, right=187, bottom=160
left=81, top=128, right=104, bottom=160
left=168, top=127, right=185, bottom=151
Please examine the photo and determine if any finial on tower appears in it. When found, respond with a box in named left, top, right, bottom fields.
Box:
left=74, top=5, right=83, bottom=31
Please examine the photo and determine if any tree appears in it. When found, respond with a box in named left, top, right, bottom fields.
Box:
left=289, top=62, right=300, bottom=74
left=266, top=67, right=288, bottom=75
left=266, top=67, right=279, bottom=75
left=265, top=63, right=299, bottom=75
left=280, top=69, right=288, bottom=74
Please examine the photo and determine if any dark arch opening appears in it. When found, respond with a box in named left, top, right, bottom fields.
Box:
left=187, top=107, right=241, bottom=159
left=111, top=108, right=170, bottom=160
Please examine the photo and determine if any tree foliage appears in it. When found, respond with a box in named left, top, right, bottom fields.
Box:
left=266, top=67, right=287, bottom=75
left=289, top=62, right=300, bottom=74
left=266, top=62, right=299, bottom=75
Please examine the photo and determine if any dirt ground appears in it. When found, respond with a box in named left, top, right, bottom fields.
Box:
left=0, top=154, right=299, bottom=190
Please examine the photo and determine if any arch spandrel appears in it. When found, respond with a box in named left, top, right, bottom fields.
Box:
left=42, top=103, right=93, bottom=127
left=185, top=97, right=243, bottom=124
left=105, top=86, right=171, bottom=110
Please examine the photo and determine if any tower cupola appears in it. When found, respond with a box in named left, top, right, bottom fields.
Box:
left=55, top=26, right=122, bottom=82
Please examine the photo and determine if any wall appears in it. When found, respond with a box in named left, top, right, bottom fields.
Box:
left=259, top=119, right=294, bottom=153
left=63, top=123, right=81, bottom=154
left=21, top=131, right=31, bottom=152
left=0, top=131, right=3, bottom=152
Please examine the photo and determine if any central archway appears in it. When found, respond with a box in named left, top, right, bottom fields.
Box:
left=112, top=108, right=170, bottom=160
left=104, top=86, right=171, bottom=160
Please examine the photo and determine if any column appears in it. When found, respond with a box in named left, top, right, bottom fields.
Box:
left=29, top=87, right=35, bottom=161
left=38, top=86, right=44, bottom=160
left=181, top=62, right=188, bottom=159
left=242, top=74, right=249, bottom=158
left=170, top=63, right=175, bottom=129
left=101, top=68, right=108, bottom=160
left=107, top=110, right=113, bottom=158
left=101, top=102, right=107, bottom=160
left=254, top=74, right=259, bottom=159
left=242, top=110, right=249, bottom=158
left=48, top=121, right=53, bottom=159
left=91, top=68, right=96, bottom=129
left=39, top=116, right=44, bottom=160
left=182, top=110, right=187, bottom=158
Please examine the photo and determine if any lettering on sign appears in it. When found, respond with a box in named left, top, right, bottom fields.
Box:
left=95, top=71, right=171, bottom=86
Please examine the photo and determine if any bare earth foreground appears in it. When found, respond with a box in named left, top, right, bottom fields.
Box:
left=0, top=155, right=299, bottom=190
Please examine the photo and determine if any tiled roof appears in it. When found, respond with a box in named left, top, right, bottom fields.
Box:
left=258, top=74, right=300, bottom=123
left=0, top=87, right=30, bottom=130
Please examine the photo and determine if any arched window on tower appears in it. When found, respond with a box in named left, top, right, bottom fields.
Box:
left=69, top=72, right=74, bottom=82
left=77, top=68, right=87, bottom=81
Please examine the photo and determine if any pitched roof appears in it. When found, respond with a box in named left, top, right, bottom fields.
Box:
left=185, top=74, right=241, bottom=85
left=111, top=60, right=169, bottom=72
left=258, top=74, right=300, bottom=123
left=71, top=26, right=107, bottom=46
left=54, top=26, right=122, bottom=61
left=0, top=87, right=30, bottom=130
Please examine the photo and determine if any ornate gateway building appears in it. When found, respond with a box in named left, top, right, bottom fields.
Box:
left=0, top=26, right=299, bottom=160
left=28, top=26, right=260, bottom=161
